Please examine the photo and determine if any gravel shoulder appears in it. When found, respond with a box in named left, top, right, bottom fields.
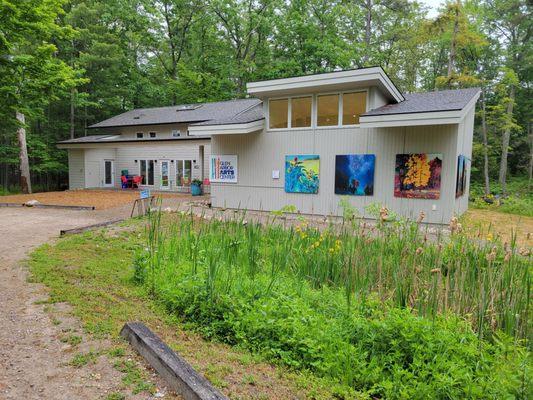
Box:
left=0, top=206, right=175, bottom=400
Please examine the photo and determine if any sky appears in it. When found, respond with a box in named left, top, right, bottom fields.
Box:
left=418, top=0, right=443, bottom=17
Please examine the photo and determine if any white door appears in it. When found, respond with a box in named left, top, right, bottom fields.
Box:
left=103, top=160, right=114, bottom=187
left=160, top=160, right=170, bottom=190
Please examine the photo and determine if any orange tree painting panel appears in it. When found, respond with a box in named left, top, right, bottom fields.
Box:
left=394, top=153, right=442, bottom=199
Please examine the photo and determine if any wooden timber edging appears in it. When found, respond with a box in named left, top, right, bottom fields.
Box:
left=0, top=203, right=25, bottom=207
left=0, top=203, right=95, bottom=210
left=120, top=322, right=228, bottom=400
left=59, top=218, right=125, bottom=236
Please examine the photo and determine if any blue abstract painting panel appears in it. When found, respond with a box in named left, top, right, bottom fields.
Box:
left=334, top=154, right=375, bottom=196
left=285, top=155, right=320, bottom=194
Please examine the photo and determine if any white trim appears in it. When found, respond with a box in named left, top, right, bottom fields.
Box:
left=188, top=119, right=264, bottom=136
left=246, top=67, right=404, bottom=103
left=359, top=92, right=480, bottom=128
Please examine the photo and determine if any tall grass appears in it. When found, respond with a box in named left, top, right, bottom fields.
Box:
left=142, top=207, right=531, bottom=341
left=135, top=206, right=532, bottom=398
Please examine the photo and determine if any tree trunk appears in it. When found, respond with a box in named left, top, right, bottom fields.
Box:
left=481, top=90, right=490, bottom=196
left=447, top=2, right=459, bottom=84
left=527, top=121, right=533, bottom=187
left=16, top=111, right=32, bottom=194
left=498, top=85, right=515, bottom=196
left=70, top=88, right=76, bottom=139
left=363, top=0, right=372, bottom=65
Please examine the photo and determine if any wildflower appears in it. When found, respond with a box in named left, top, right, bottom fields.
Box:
left=379, top=206, right=389, bottom=222
left=449, top=217, right=462, bottom=234
left=417, top=211, right=426, bottom=223
left=486, top=246, right=497, bottom=262
left=486, top=233, right=493, bottom=242
left=504, top=251, right=512, bottom=262
left=518, top=247, right=530, bottom=257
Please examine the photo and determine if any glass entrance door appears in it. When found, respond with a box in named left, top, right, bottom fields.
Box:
left=160, top=160, right=170, bottom=190
left=176, top=159, right=192, bottom=189
left=103, top=160, right=114, bottom=187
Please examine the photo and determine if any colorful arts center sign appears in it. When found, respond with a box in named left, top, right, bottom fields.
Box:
left=210, top=155, right=238, bottom=183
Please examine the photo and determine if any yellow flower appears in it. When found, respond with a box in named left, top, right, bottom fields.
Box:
left=486, top=233, right=493, bottom=242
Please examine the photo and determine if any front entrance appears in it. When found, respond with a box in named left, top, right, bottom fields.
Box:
left=160, top=160, right=170, bottom=190
left=103, top=160, right=114, bottom=187
left=176, top=159, right=192, bottom=191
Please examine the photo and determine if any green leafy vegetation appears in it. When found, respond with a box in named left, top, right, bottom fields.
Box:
left=131, top=209, right=531, bottom=399
left=0, top=0, right=531, bottom=195
left=470, top=177, right=533, bottom=217
left=29, top=226, right=342, bottom=399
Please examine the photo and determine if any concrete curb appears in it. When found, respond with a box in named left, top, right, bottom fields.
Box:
left=60, top=218, right=125, bottom=236
left=120, top=322, right=228, bottom=400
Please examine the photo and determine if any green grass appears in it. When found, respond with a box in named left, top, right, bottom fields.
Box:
left=28, top=225, right=341, bottom=399
left=131, top=208, right=531, bottom=399
left=470, top=176, right=533, bottom=217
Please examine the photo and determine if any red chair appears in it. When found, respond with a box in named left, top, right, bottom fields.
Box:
left=120, top=175, right=128, bottom=189
left=132, top=175, right=142, bottom=189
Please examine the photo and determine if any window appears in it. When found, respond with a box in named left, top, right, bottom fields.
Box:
left=317, top=94, right=339, bottom=126
left=149, top=132, right=156, bottom=138
left=342, top=92, right=367, bottom=125
left=139, top=160, right=155, bottom=185
left=136, top=132, right=143, bottom=139
left=269, top=98, right=288, bottom=129
left=171, top=129, right=181, bottom=138
left=291, top=97, right=312, bottom=128
left=176, top=159, right=192, bottom=186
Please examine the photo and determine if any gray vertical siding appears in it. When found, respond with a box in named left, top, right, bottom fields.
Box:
left=210, top=123, right=460, bottom=224
left=67, top=149, right=85, bottom=189
left=65, top=139, right=210, bottom=191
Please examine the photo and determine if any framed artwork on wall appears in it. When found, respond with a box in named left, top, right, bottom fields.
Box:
left=285, top=155, right=320, bottom=194
left=334, top=154, right=375, bottom=195
left=394, top=153, right=442, bottom=199
left=456, top=155, right=467, bottom=197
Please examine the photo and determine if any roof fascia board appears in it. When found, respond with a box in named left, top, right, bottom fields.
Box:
left=88, top=119, right=207, bottom=129
left=247, top=68, right=404, bottom=103
left=57, top=136, right=210, bottom=148
left=359, top=110, right=463, bottom=128
left=188, top=120, right=264, bottom=136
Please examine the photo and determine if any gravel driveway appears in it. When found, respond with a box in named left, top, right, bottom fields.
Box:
left=0, top=205, right=170, bottom=399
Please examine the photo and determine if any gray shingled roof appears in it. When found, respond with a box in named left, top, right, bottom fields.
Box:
left=362, top=88, right=480, bottom=116
left=89, top=98, right=262, bottom=128
left=191, top=102, right=264, bottom=126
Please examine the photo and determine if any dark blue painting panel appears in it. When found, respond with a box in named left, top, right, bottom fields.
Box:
left=335, top=154, right=375, bottom=196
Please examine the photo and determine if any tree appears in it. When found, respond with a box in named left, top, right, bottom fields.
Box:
left=0, top=0, right=81, bottom=193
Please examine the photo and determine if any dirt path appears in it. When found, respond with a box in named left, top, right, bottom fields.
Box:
left=0, top=206, right=174, bottom=400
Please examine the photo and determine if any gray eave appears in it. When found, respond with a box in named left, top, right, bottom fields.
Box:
left=362, top=88, right=481, bottom=116
left=89, top=98, right=261, bottom=129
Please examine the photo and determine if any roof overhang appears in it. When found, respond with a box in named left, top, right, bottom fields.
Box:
left=247, top=67, right=404, bottom=103
left=359, top=91, right=480, bottom=128
left=188, top=119, right=264, bottom=136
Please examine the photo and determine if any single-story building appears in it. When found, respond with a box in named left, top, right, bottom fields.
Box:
left=188, top=67, right=480, bottom=224
left=59, top=67, right=480, bottom=223
left=58, top=99, right=261, bottom=191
